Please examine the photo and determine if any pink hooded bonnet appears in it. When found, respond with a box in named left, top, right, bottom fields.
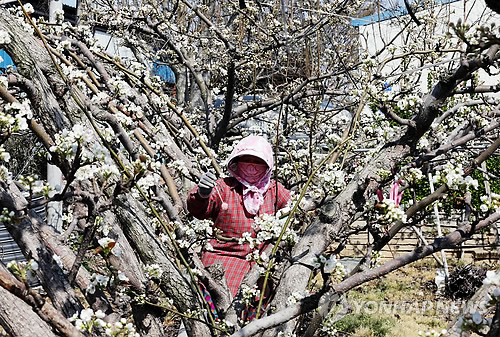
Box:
left=226, top=135, right=273, bottom=215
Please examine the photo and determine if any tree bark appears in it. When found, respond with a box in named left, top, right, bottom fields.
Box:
left=0, top=182, right=83, bottom=318
left=0, top=285, right=58, bottom=337
left=116, top=193, right=211, bottom=336
left=0, top=12, right=73, bottom=133
left=0, top=262, right=84, bottom=337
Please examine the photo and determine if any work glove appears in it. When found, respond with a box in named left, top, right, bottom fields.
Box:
left=198, top=171, right=216, bottom=198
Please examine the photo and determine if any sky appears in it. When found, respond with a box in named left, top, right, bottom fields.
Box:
left=63, top=0, right=77, bottom=8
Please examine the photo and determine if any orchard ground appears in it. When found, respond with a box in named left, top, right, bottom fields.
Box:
left=158, top=257, right=494, bottom=336
left=330, top=258, right=492, bottom=337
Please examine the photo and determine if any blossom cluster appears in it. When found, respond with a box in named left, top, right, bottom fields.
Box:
left=69, top=308, right=106, bottom=333
left=49, top=124, right=119, bottom=181
left=1, top=101, right=32, bottom=133
left=60, top=64, right=85, bottom=84
left=167, top=159, right=190, bottom=177
left=0, top=30, right=11, bottom=44
left=144, top=264, right=163, bottom=279
left=0, top=165, right=11, bottom=182
left=87, top=269, right=129, bottom=294
left=134, top=171, right=162, bottom=194
left=377, top=198, right=407, bottom=225
left=479, top=193, right=500, bottom=213
left=359, top=107, right=395, bottom=144
left=483, top=270, right=500, bottom=305
left=7, top=259, right=38, bottom=283
left=250, top=213, right=299, bottom=246
left=316, top=164, right=346, bottom=195
left=0, top=208, right=15, bottom=223
left=312, top=254, right=346, bottom=280
left=240, top=284, right=260, bottom=305
left=432, top=163, right=478, bottom=191
left=105, top=318, right=140, bottom=337
left=21, top=2, right=34, bottom=14
left=320, top=315, right=338, bottom=337
left=19, top=175, right=53, bottom=197
left=109, top=77, right=133, bottom=97
left=0, top=145, right=10, bottom=162
left=87, top=273, right=109, bottom=294
left=456, top=312, right=491, bottom=334
left=69, top=309, right=139, bottom=337
left=53, top=8, right=64, bottom=23
left=177, top=219, right=214, bottom=249
left=405, top=167, right=424, bottom=184
left=95, top=216, right=112, bottom=236
left=50, top=124, right=91, bottom=161
left=286, top=290, right=310, bottom=305
left=238, top=214, right=298, bottom=255
left=245, top=250, right=269, bottom=264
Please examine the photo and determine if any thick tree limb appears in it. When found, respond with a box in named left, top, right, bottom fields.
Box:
left=0, top=183, right=83, bottom=317
left=0, top=263, right=84, bottom=337
left=231, top=288, right=338, bottom=337
left=0, top=12, right=72, bottom=133
left=0, top=284, right=58, bottom=337
left=115, top=193, right=211, bottom=336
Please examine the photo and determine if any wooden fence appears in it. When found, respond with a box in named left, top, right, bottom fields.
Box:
left=341, top=218, right=500, bottom=262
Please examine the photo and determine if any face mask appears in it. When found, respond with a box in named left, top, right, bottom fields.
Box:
left=237, top=162, right=268, bottom=183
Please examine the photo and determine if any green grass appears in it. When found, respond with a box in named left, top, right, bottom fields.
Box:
left=333, top=313, right=394, bottom=337
left=330, top=259, right=459, bottom=336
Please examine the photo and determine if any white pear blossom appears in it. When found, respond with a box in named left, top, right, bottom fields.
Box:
left=240, top=284, right=260, bottom=305
left=432, top=163, right=478, bottom=191
left=95, top=310, right=106, bottom=319
left=87, top=273, right=110, bottom=294
left=480, top=193, right=500, bottom=213
left=483, top=270, right=500, bottom=286
left=53, top=254, right=64, bottom=269
left=0, top=30, right=11, bottom=44
left=22, top=3, right=34, bottom=14
left=98, top=237, right=115, bottom=249
left=0, top=76, right=7, bottom=88
left=70, top=308, right=109, bottom=333
left=286, top=290, right=309, bottom=305
left=111, top=242, right=122, bottom=257
left=80, top=308, right=94, bottom=323
left=144, top=264, right=163, bottom=278
left=0, top=208, right=15, bottom=223
left=472, top=311, right=482, bottom=325
left=177, top=219, right=215, bottom=250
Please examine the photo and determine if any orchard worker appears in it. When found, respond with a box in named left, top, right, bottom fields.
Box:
left=187, top=135, right=291, bottom=302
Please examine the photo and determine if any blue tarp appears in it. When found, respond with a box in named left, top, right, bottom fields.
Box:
left=2, top=49, right=174, bottom=83
left=0, top=50, right=15, bottom=71
left=351, top=0, right=460, bottom=27
left=152, top=61, right=175, bottom=84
